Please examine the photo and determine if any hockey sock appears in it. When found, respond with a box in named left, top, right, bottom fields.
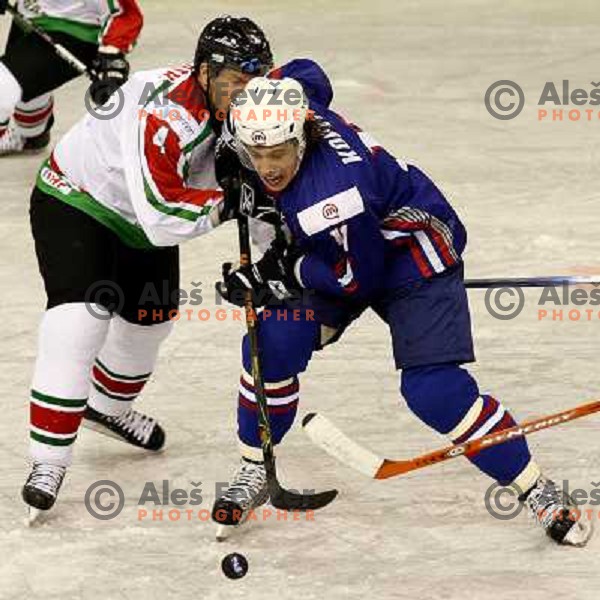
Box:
left=30, top=303, right=110, bottom=466
left=87, top=316, right=173, bottom=416
left=236, top=310, right=318, bottom=460
left=237, top=368, right=300, bottom=461
left=14, top=94, right=54, bottom=138
left=0, top=62, right=22, bottom=127
left=401, top=364, right=540, bottom=486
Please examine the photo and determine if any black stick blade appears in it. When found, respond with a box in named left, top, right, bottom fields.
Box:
left=268, top=480, right=338, bottom=511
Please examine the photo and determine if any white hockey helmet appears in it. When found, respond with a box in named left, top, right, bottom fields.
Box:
left=231, top=76, right=309, bottom=162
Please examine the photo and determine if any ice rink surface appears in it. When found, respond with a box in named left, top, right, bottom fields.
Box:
left=2, top=1, right=600, bottom=598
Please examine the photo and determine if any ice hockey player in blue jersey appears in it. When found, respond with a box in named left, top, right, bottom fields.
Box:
left=211, top=59, right=592, bottom=547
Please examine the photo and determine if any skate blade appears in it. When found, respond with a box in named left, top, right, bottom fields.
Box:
left=82, top=419, right=125, bottom=442
left=215, top=513, right=253, bottom=542
left=216, top=524, right=230, bottom=542
left=563, top=518, right=594, bottom=547
left=214, top=495, right=271, bottom=542
left=24, top=506, right=44, bottom=527
left=82, top=420, right=166, bottom=453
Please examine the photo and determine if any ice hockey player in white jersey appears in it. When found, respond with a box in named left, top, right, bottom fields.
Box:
left=22, top=16, right=274, bottom=517
left=0, top=0, right=143, bottom=155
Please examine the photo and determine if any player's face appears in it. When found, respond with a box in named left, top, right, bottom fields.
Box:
left=244, top=142, right=300, bottom=192
left=198, top=64, right=255, bottom=115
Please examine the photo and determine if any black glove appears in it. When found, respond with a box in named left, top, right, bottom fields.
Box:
left=216, top=240, right=303, bottom=307
left=0, top=0, right=8, bottom=15
left=215, top=137, right=244, bottom=222
left=90, top=49, right=130, bottom=105
left=215, top=136, right=281, bottom=225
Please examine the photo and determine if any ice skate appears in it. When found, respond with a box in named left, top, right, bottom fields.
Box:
left=212, top=459, right=269, bottom=541
left=522, top=477, right=593, bottom=547
left=22, top=462, right=66, bottom=525
left=0, top=120, right=51, bottom=156
left=83, top=406, right=165, bottom=451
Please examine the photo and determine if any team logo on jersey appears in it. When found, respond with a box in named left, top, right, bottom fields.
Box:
left=322, top=203, right=339, bottom=220
left=251, top=131, right=267, bottom=145
left=297, top=187, right=365, bottom=236
left=40, top=167, right=76, bottom=196
left=240, top=183, right=255, bottom=216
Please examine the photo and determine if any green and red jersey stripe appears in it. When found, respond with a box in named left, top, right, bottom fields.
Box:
left=165, top=76, right=208, bottom=121
left=141, top=113, right=222, bottom=215
left=101, top=0, right=143, bottom=53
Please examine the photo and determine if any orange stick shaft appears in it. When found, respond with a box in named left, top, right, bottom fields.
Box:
left=375, top=399, right=600, bottom=479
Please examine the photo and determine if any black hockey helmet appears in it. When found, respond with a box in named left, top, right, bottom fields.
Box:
left=194, top=16, right=273, bottom=76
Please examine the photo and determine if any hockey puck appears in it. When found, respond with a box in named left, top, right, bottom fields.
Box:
left=221, top=553, right=248, bottom=579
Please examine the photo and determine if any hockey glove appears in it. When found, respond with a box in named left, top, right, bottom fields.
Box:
left=0, top=1, right=7, bottom=15
left=221, top=173, right=281, bottom=225
left=216, top=240, right=303, bottom=307
left=90, top=47, right=130, bottom=106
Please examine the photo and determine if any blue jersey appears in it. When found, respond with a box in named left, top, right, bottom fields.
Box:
left=268, top=60, right=467, bottom=319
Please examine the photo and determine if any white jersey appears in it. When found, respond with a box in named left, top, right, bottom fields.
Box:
left=36, top=65, right=224, bottom=248
left=17, top=0, right=143, bottom=51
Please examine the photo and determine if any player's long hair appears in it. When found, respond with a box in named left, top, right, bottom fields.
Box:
left=304, top=115, right=330, bottom=150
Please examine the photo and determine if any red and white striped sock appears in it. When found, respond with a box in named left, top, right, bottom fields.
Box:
left=14, top=94, right=54, bottom=138
left=87, top=316, right=173, bottom=416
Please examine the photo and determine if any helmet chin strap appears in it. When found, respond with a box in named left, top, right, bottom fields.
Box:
left=290, top=136, right=307, bottom=179
left=203, top=65, right=224, bottom=135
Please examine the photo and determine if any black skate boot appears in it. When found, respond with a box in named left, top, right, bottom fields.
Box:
left=212, top=458, right=269, bottom=540
left=83, top=406, right=165, bottom=451
left=521, top=477, right=593, bottom=547
left=23, top=115, right=54, bottom=153
left=23, top=130, right=51, bottom=152
left=22, top=462, right=66, bottom=511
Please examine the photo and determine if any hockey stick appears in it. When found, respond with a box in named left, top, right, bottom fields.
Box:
left=464, top=276, right=600, bottom=288
left=7, top=4, right=94, bottom=79
left=237, top=215, right=338, bottom=510
left=303, top=397, right=600, bottom=480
